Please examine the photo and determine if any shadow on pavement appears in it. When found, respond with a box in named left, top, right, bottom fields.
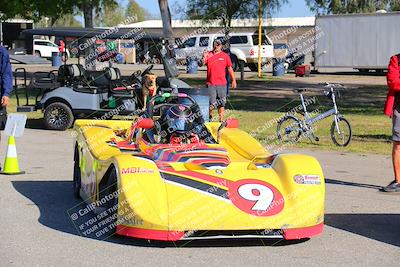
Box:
left=325, top=214, right=400, bottom=247
left=26, top=118, right=46, bottom=129
left=12, top=180, right=307, bottom=248
left=16, top=181, right=399, bottom=247
left=325, top=178, right=382, bottom=189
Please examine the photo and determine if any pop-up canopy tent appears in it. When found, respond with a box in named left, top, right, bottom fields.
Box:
left=21, top=27, right=162, bottom=39
left=21, top=27, right=161, bottom=62
left=21, top=27, right=178, bottom=78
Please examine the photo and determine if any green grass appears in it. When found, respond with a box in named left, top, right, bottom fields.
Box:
left=223, top=110, right=391, bottom=155
left=184, top=77, right=392, bottom=155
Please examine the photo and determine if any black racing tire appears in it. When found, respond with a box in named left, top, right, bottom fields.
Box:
left=248, top=63, right=258, bottom=72
left=330, top=116, right=352, bottom=147
left=99, top=169, right=119, bottom=235
left=277, top=115, right=302, bottom=144
left=44, top=102, right=74, bottom=131
left=73, top=147, right=81, bottom=199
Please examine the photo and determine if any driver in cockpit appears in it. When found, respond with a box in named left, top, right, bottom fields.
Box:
left=155, top=104, right=200, bottom=144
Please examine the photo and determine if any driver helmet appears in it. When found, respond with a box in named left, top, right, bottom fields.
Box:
left=165, top=105, right=193, bottom=134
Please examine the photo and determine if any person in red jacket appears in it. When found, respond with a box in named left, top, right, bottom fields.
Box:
left=382, top=54, right=400, bottom=192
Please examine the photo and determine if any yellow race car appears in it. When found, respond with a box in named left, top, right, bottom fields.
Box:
left=72, top=93, right=325, bottom=241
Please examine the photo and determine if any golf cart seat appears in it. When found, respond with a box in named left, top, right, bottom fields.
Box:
left=30, top=71, right=59, bottom=90
left=105, top=67, right=121, bottom=81
left=58, top=64, right=101, bottom=93
left=58, top=64, right=86, bottom=86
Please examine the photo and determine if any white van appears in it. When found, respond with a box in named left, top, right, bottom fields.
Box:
left=174, top=33, right=274, bottom=71
left=33, top=39, right=70, bottom=58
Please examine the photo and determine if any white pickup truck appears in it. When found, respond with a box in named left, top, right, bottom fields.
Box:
left=33, top=39, right=70, bottom=58
left=174, top=32, right=274, bottom=71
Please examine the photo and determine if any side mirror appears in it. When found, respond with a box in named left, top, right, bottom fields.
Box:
left=137, top=118, right=154, bottom=129
left=217, top=118, right=239, bottom=143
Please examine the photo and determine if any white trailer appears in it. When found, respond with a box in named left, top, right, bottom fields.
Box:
left=315, top=12, right=400, bottom=72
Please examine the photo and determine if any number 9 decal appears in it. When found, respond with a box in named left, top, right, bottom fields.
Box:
left=228, top=179, right=284, bottom=217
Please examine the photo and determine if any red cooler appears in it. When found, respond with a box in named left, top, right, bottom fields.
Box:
left=295, top=65, right=311, bottom=77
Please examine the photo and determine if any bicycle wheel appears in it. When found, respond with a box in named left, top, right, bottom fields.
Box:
left=330, top=116, right=352, bottom=147
left=277, top=115, right=302, bottom=143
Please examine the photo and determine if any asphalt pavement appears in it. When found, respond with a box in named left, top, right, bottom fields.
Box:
left=0, top=128, right=399, bottom=266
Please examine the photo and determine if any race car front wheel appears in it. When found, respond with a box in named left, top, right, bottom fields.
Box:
left=73, top=150, right=81, bottom=199
left=98, top=168, right=119, bottom=234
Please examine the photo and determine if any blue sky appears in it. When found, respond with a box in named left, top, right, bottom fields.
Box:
left=120, top=0, right=315, bottom=18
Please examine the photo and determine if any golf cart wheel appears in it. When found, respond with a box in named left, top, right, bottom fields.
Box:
left=277, top=115, right=302, bottom=144
left=34, top=50, right=41, bottom=57
left=73, top=146, right=81, bottom=199
left=44, top=102, right=74, bottom=131
left=230, top=55, right=239, bottom=71
left=248, top=63, right=258, bottom=72
left=330, top=116, right=352, bottom=147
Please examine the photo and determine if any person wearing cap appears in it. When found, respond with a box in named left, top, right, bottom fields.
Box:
left=203, top=39, right=237, bottom=122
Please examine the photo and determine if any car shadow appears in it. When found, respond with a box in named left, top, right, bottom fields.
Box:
left=11, top=180, right=306, bottom=248
left=325, top=214, right=400, bottom=247
left=14, top=180, right=398, bottom=247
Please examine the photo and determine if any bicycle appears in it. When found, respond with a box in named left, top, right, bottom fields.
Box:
left=276, top=83, right=352, bottom=147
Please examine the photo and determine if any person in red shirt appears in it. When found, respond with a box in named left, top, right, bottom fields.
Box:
left=58, top=40, right=67, bottom=62
left=203, top=39, right=237, bottom=122
left=58, top=40, right=65, bottom=53
left=382, top=53, right=400, bottom=192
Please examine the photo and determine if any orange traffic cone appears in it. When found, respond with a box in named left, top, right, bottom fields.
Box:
left=0, top=136, right=24, bottom=175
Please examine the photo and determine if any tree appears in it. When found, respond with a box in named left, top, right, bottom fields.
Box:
left=76, top=0, right=117, bottom=28
left=95, top=2, right=125, bottom=27
left=185, top=0, right=288, bottom=36
left=126, top=0, right=151, bottom=22
left=0, top=0, right=75, bottom=23
left=388, top=0, right=400, bottom=10
left=158, top=0, right=173, bottom=40
left=158, top=0, right=179, bottom=78
left=306, top=0, right=400, bottom=14
left=35, top=14, right=83, bottom=27
left=53, top=15, right=83, bottom=27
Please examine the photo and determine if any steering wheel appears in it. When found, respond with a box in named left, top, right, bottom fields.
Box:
left=141, top=64, right=154, bottom=77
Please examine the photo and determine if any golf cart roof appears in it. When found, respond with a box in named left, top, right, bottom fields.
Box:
left=21, top=27, right=163, bottom=41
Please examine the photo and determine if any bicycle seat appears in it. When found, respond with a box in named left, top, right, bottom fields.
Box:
left=294, top=88, right=307, bottom=93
